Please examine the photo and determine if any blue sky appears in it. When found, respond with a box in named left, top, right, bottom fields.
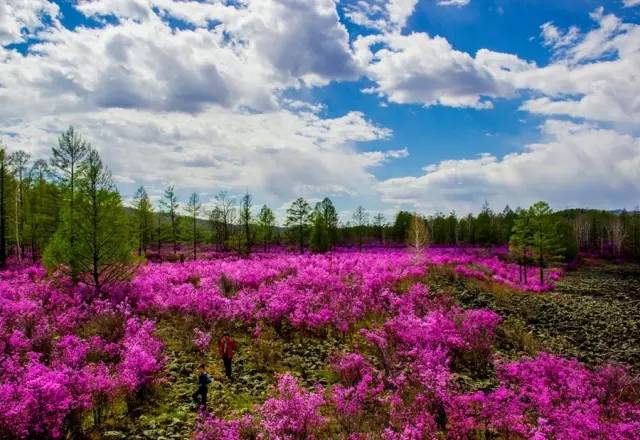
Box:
left=1, top=0, right=639, bottom=220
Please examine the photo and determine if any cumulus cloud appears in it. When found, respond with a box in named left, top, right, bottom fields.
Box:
left=0, top=0, right=59, bottom=45
left=1, top=0, right=360, bottom=118
left=376, top=120, right=640, bottom=213
left=354, top=33, right=533, bottom=108
left=518, top=8, right=640, bottom=124
left=1, top=106, right=394, bottom=204
left=343, top=0, right=418, bottom=32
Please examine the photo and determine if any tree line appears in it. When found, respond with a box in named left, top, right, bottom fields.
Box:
left=0, top=127, right=638, bottom=292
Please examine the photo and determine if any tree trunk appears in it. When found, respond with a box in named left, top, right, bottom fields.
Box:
left=192, top=216, right=197, bottom=260
left=0, top=159, right=5, bottom=268
left=539, top=260, right=544, bottom=286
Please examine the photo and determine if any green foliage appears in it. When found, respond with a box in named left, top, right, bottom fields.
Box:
left=133, top=186, right=155, bottom=256
left=44, top=149, right=133, bottom=293
left=392, top=211, right=412, bottom=242
left=256, top=204, right=276, bottom=252
left=285, top=197, right=311, bottom=253
left=309, top=198, right=338, bottom=253
left=160, top=185, right=179, bottom=255
left=186, top=192, right=201, bottom=259
left=239, top=191, right=253, bottom=255
left=511, top=201, right=565, bottom=285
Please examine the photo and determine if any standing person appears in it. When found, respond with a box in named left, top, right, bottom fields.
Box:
left=218, top=333, right=236, bottom=380
left=192, top=363, right=211, bottom=410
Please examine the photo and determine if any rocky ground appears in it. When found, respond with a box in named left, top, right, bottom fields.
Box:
left=445, top=261, right=640, bottom=371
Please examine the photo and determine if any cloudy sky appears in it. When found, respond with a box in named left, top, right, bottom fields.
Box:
left=1, top=0, right=639, bottom=219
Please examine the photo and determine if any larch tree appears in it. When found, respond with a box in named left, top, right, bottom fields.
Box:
left=186, top=192, right=201, bottom=260
left=528, top=201, right=565, bottom=286
left=50, top=126, right=90, bottom=281
left=0, top=148, right=7, bottom=268
left=509, top=208, right=533, bottom=284
left=133, top=186, right=154, bottom=256
left=320, top=197, right=338, bottom=249
left=212, top=191, right=236, bottom=251
left=9, top=151, right=30, bottom=262
left=45, top=149, right=133, bottom=294
left=372, top=213, right=386, bottom=243
left=285, top=197, right=311, bottom=254
left=26, top=160, right=59, bottom=262
left=239, top=191, right=253, bottom=255
left=310, top=202, right=330, bottom=253
left=352, top=206, right=369, bottom=251
left=160, top=185, right=179, bottom=255
left=256, top=204, right=276, bottom=252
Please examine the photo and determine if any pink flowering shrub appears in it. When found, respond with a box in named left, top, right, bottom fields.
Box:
left=3, top=248, right=638, bottom=440
left=447, top=353, right=640, bottom=439
left=0, top=266, right=165, bottom=439
left=193, top=327, right=212, bottom=352
left=259, top=373, right=327, bottom=439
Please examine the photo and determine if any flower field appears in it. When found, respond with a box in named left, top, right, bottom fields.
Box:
left=1, top=248, right=638, bottom=439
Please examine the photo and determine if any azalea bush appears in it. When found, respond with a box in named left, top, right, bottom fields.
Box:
left=3, top=247, right=637, bottom=439
left=0, top=266, right=165, bottom=439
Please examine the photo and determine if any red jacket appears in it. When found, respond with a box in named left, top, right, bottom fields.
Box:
left=218, top=336, right=236, bottom=359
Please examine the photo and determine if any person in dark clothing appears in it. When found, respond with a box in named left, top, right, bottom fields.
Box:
left=218, top=333, right=236, bottom=380
left=192, top=363, right=211, bottom=410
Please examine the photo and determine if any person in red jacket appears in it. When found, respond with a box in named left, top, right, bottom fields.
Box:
left=218, top=333, right=236, bottom=380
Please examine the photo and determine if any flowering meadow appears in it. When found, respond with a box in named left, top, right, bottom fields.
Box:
left=1, top=248, right=638, bottom=439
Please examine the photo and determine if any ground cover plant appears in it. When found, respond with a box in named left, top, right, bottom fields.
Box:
left=1, top=247, right=639, bottom=439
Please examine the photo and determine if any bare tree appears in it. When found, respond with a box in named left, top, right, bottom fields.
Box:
left=212, top=191, right=235, bottom=251
left=574, top=214, right=590, bottom=251
left=606, top=216, right=626, bottom=257
left=9, top=151, right=30, bottom=262
left=352, top=206, right=369, bottom=251
left=406, top=212, right=429, bottom=259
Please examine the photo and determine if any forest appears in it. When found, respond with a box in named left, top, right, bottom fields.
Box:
left=1, top=128, right=639, bottom=439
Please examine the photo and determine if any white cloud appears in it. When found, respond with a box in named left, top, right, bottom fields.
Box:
left=354, top=33, right=533, bottom=108
left=437, top=0, right=470, bottom=6
left=0, top=0, right=59, bottom=45
left=343, top=0, right=418, bottom=32
left=1, top=0, right=360, bottom=119
left=623, top=0, right=640, bottom=8
left=1, top=106, right=395, bottom=204
left=376, top=120, right=640, bottom=213
left=518, top=8, right=640, bottom=124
